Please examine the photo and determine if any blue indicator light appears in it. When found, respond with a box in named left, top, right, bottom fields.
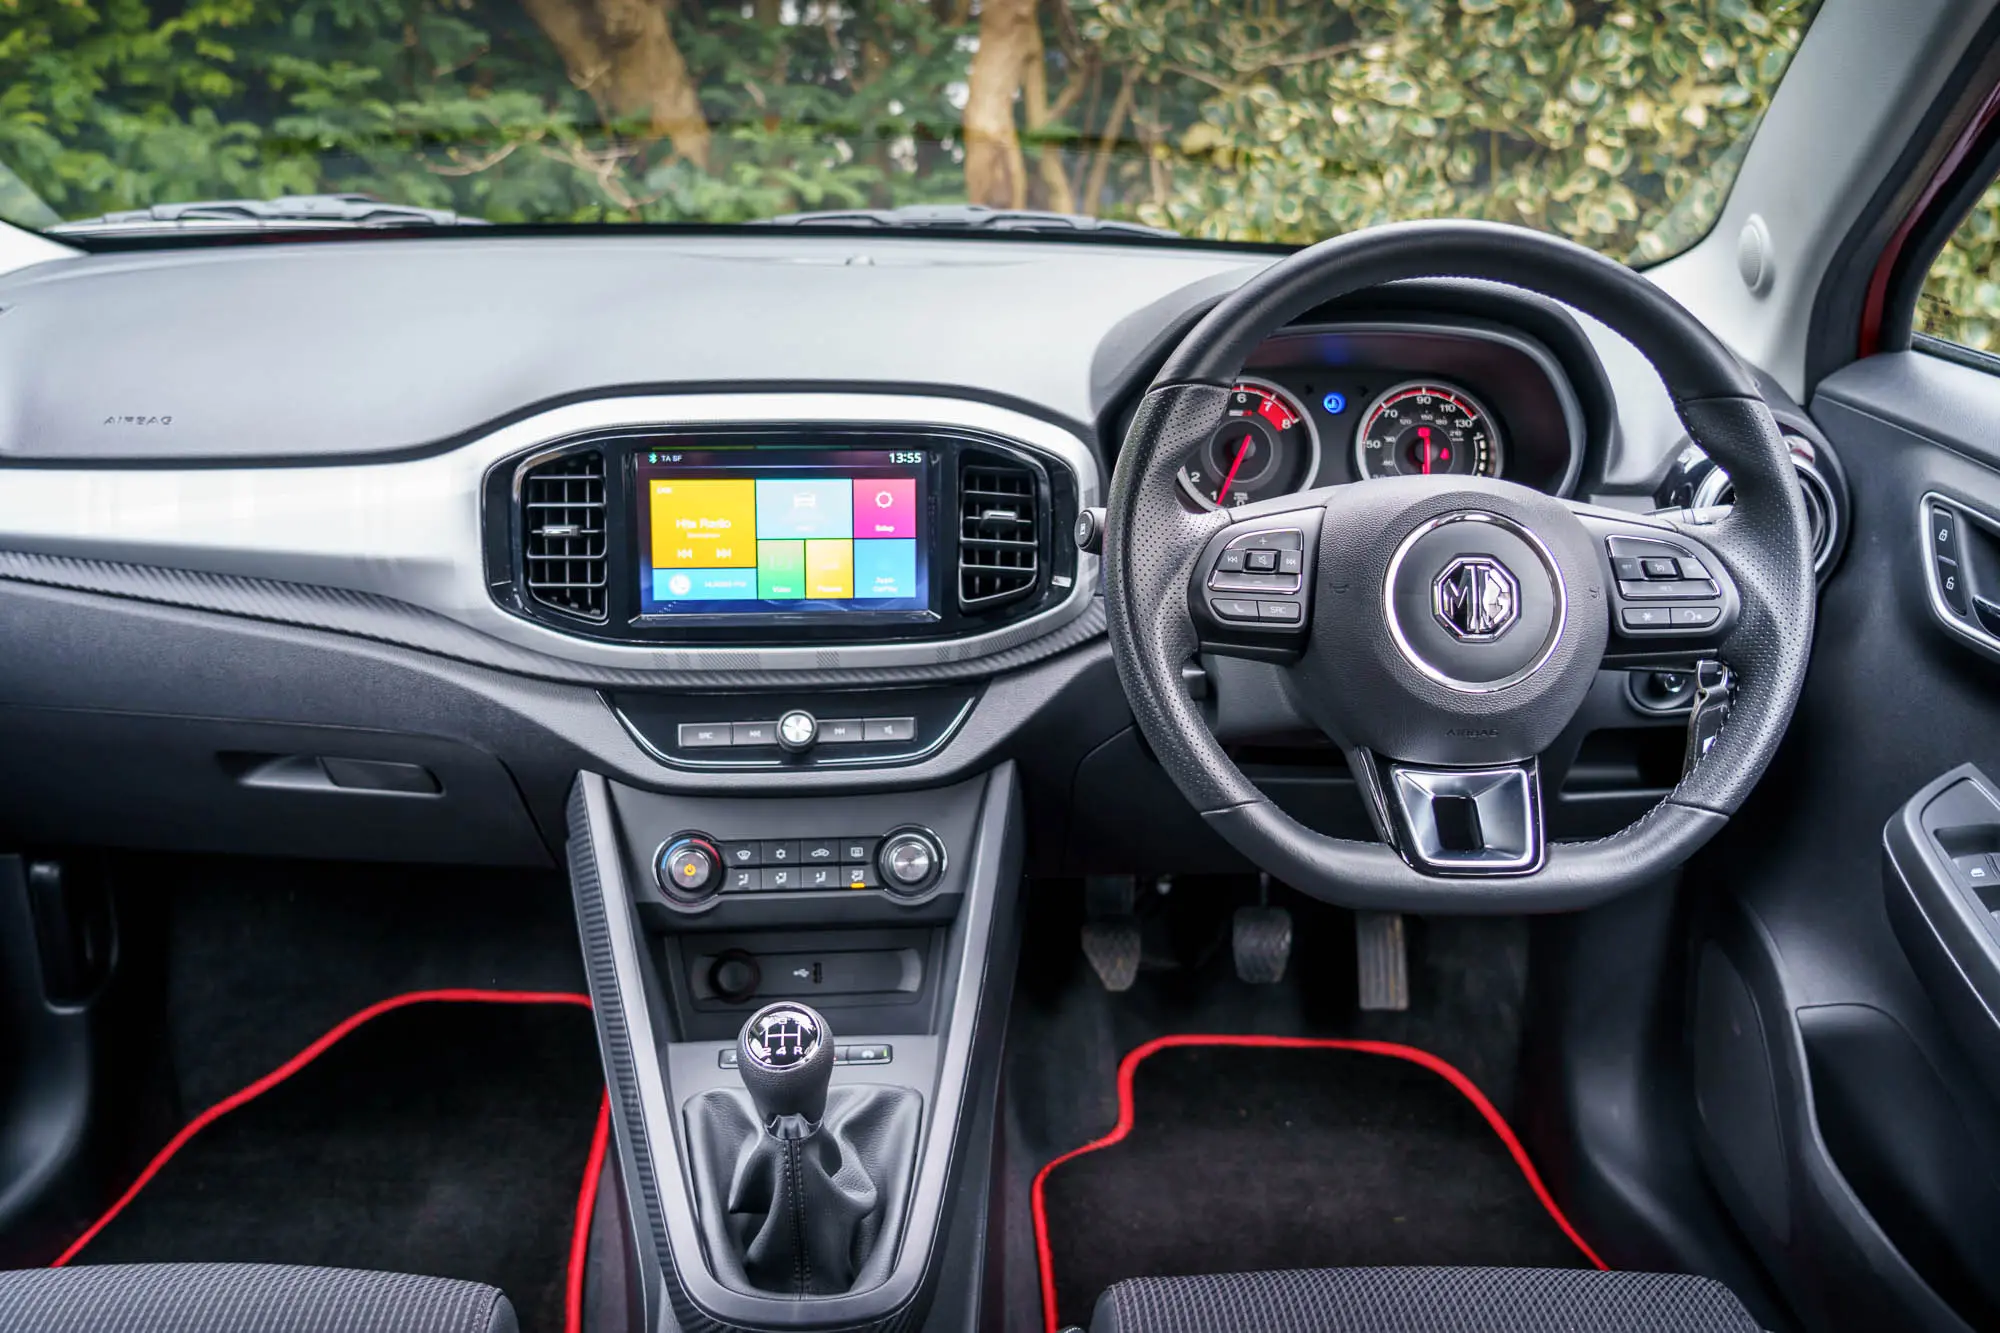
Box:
left=1322, top=392, right=1347, bottom=414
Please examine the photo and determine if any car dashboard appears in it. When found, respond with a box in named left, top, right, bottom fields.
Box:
left=0, top=231, right=1836, bottom=857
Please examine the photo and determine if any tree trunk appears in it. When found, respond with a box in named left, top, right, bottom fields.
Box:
left=521, top=0, right=711, bottom=168
left=962, top=0, right=1038, bottom=208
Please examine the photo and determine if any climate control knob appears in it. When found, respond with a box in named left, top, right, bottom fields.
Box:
left=657, top=833, right=722, bottom=902
left=876, top=826, right=944, bottom=897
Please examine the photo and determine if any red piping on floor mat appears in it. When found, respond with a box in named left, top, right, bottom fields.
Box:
left=1028, top=1034, right=1608, bottom=1333
left=52, top=988, right=600, bottom=1333
left=566, top=1093, right=612, bottom=1333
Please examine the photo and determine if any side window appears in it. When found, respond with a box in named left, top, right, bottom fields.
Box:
left=1917, top=180, right=2000, bottom=354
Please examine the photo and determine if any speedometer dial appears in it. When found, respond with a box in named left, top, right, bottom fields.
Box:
left=1354, top=381, right=1502, bottom=481
left=1177, top=379, right=1321, bottom=510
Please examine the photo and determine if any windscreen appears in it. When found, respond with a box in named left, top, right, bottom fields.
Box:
left=1, top=1, right=1820, bottom=263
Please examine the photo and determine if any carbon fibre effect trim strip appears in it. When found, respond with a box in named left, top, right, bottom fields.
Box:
left=0, top=550, right=1105, bottom=689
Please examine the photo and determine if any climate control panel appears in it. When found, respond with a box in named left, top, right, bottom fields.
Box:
left=654, top=825, right=946, bottom=906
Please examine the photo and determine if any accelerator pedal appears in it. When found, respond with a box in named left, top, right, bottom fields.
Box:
left=1081, top=875, right=1141, bottom=992
left=1356, top=910, right=1410, bottom=1011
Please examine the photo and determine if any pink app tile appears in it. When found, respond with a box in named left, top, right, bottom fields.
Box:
left=852, top=478, right=916, bottom=538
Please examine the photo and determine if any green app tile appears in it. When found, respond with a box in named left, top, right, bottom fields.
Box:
left=757, top=539, right=806, bottom=599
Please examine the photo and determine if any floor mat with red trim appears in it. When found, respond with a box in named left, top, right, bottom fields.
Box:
left=62, top=995, right=601, bottom=1333
left=1033, top=1039, right=1598, bottom=1332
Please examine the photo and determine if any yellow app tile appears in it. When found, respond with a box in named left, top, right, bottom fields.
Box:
left=651, top=479, right=756, bottom=567
left=805, top=539, right=853, bottom=598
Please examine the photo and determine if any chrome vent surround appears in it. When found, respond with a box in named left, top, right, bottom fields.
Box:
left=521, top=451, right=608, bottom=621
left=1694, top=437, right=1839, bottom=574
left=958, top=456, right=1041, bottom=610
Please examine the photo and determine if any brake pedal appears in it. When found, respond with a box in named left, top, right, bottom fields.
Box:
left=1081, top=875, right=1140, bottom=992
left=1232, top=905, right=1292, bottom=985
left=1356, top=910, right=1409, bottom=1010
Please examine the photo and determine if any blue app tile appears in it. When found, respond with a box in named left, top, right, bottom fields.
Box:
left=654, top=567, right=756, bottom=601
left=756, top=478, right=852, bottom=540
left=852, top=539, right=917, bottom=600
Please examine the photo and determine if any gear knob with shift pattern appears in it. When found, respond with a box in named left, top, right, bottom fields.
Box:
left=737, top=1001, right=834, bottom=1132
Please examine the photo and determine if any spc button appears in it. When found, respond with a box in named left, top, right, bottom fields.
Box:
left=818, top=718, right=867, bottom=744
left=1670, top=605, right=1722, bottom=627
left=1258, top=600, right=1303, bottom=623
left=1621, top=606, right=1672, bottom=631
left=677, top=723, right=732, bottom=749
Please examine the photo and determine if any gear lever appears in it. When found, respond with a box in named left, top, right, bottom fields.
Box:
left=737, top=1001, right=835, bottom=1136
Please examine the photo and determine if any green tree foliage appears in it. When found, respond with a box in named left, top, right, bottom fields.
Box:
left=1919, top=181, right=2000, bottom=353
left=1, top=0, right=1815, bottom=265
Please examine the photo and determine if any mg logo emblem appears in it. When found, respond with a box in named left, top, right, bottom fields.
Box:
left=1433, top=556, right=1520, bottom=642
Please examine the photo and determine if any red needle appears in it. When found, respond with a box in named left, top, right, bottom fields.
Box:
left=1216, top=433, right=1254, bottom=503
left=1419, top=425, right=1433, bottom=475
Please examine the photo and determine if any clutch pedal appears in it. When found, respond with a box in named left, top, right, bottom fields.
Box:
left=1081, top=875, right=1141, bottom=992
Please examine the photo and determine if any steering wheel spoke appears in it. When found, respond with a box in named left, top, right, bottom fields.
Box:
left=1371, top=753, right=1546, bottom=877
left=1187, top=504, right=1326, bottom=663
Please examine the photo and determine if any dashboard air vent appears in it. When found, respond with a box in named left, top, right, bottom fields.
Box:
left=958, top=456, right=1041, bottom=610
left=521, top=451, right=607, bottom=621
left=1695, top=437, right=1840, bottom=575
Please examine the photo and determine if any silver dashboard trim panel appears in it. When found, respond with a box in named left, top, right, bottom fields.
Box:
left=0, top=393, right=1101, bottom=672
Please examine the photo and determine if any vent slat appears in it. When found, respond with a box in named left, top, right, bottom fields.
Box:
left=522, top=451, right=609, bottom=621
left=959, top=458, right=1041, bottom=610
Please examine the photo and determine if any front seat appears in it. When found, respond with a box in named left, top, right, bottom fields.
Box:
left=0, top=1263, right=517, bottom=1333
left=1089, top=1267, right=1762, bottom=1333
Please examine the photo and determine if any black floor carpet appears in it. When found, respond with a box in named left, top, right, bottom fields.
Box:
left=73, top=999, right=602, bottom=1333
left=1036, top=1042, right=1590, bottom=1331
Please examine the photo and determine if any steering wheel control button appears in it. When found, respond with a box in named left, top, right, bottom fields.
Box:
left=657, top=834, right=723, bottom=902
left=1245, top=549, right=1280, bottom=573
left=776, top=709, right=818, bottom=752
left=1258, top=601, right=1303, bottom=622
left=1212, top=597, right=1261, bottom=620
left=818, top=718, right=866, bottom=744
left=876, top=826, right=945, bottom=897
left=1604, top=532, right=1731, bottom=637
left=1386, top=511, right=1563, bottom=693
left=1192, top=515, right=1322, bottom=663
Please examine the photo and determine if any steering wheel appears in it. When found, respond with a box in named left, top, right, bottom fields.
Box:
left=1104, top=221, right=1816, bottom=912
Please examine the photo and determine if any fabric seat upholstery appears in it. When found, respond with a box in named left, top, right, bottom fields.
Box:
left=0, top=1264, right=517, bottom=1333
left=1090, top=1266, right=1761, bottom=1333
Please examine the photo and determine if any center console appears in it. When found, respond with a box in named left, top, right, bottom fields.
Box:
left=565, top=763, right=1022, bottom=1333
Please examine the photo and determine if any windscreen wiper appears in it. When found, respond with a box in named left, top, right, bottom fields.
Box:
left=753, top=203, right=1176, bottom=238
left=49, top=193, right=487, bottom=236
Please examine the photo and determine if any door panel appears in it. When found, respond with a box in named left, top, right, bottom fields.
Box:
left=1673, top=348, right=2000, bottom=1333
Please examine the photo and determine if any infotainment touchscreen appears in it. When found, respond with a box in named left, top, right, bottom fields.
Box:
left=633, top=446, right=932, bottom=617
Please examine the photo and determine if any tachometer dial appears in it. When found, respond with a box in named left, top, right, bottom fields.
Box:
left=1354, top=381, right=1502, bottom=481
left=1177, top=379, right=1322, bottom=510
